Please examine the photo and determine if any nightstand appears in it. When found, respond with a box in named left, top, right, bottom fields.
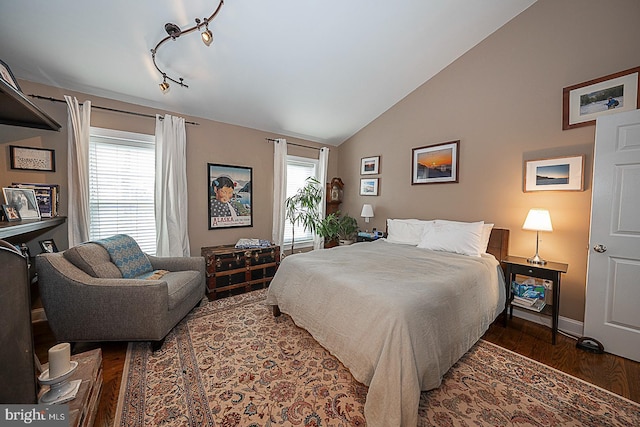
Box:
left=502, top=255, right=568, bottom=344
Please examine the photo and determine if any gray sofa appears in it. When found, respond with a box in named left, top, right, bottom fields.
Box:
left=36, top=241, right=205, bottom=344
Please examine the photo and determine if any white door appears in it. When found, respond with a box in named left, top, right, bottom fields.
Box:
left=585, top=109, right=640, bottom=362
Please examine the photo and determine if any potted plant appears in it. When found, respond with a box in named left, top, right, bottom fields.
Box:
left=337, top=214, right=359, bottom=245
left=284, top=177, right=322, bottom=254
left=317, top=212, right=341, bottom=248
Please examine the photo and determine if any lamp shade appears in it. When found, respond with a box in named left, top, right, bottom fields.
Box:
left=522, top=209, right=553, bottom=232
left=360, top=204, right=374, bottom=219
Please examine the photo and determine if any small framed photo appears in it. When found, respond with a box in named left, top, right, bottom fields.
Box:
left=10, top=145, right=56, bottom=172
left=2, top=187, right=41, bottom=220
left=563, top=66, right=640, bottom=130
left=0, top=59, right=21, bottom=92
left=412, top=140, right=460, bottom=185
left=360, top=178, right=379, bottom=196
left=39, top=239, right=58, bottom=253
left=360, top=156, right=380, bottom=175
left=524, top=155, right=585, bottom=192
left=1, top=204, right=21, bottom=222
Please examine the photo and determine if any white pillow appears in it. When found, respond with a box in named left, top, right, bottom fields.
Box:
left=418, top=220, right=485, bottom=257
left=434, top=219, right=493, bottom=253
left=386, top=219, right=434, bottom=245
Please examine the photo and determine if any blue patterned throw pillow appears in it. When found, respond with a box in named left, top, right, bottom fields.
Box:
left=94, top=234, right=154, bottom=279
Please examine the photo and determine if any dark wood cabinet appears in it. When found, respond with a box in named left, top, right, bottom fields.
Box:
left=201, top=244, right=280, bottom=299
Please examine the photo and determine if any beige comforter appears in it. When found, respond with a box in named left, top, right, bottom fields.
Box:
left=265, top=240, right=506, bottom=427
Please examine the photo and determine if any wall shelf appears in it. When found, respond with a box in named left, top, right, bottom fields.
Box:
left=0, top=217, right=66, bottom=240
left=0, top=78, right=61, bottom=131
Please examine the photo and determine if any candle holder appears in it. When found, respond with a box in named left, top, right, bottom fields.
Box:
left=38, top=361, right=81, bottom=404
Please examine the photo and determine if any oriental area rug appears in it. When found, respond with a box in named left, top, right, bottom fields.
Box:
left=115, top=289, right=640, bottom=427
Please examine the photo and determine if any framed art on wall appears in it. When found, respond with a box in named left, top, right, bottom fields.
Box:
left=524, top=155, right=585, bottom=192
left=208, top=163, right=253, bottom=229
left=563, top=66, right=640, bottom=130
left=411, top=140, right=460, bottom=185
left=360, top=156, right=380, bottom=175
left=10, top=145, right=56, bottom=172
left=360, top=178, right=379, bottom=196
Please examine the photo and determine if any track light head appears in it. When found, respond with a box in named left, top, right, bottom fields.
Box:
left=201, top=27, right=213, bottom=46
left=159, top=77, right=170, bottom=94
left=164, top=23, right=182, bottom=39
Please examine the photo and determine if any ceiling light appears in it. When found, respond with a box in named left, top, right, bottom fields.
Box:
left=151, top=0, right=224, bottom=92
left=201, top=27, right=213, bottom=46
left=159, top=77, right=170, bottom=94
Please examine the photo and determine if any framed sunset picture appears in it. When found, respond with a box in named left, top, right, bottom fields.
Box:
left=411, top=140, right=459, bottom=185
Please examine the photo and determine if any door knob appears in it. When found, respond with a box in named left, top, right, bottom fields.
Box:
left=593, top=244, right=607, bottom=253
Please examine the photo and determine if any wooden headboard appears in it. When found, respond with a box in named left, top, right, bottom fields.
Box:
left=487, top=228, right=509, bottom=264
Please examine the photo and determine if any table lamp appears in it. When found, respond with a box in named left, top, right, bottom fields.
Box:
left=361, top=204, right=374, bottom=223
left=522, top=208, right=553, bottom=265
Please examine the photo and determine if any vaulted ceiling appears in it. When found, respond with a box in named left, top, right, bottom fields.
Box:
left=0, top=0, right=536, bottom=145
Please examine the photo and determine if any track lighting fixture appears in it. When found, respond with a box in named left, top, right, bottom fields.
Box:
left=151, top=0, right=224, bottom=92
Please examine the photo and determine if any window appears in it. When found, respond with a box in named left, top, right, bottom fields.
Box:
left=89, top=127, right=156, bottom=254
left=284, top=155, right=319, bottom=247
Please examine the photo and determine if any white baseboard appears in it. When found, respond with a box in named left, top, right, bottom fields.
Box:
left=511, top=307, right=584, bottom=339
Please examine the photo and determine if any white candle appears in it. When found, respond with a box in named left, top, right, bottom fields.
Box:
left=48, top=343, right=71, bottom=378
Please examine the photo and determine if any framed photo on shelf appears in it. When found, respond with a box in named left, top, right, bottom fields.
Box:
left=39, top=239, right=58, bottom=253
left=208, top=163, right=253, bottom=229
left=524, top=155, right=585, bottom=192
left=360, top=156, right=380, bottom=175
left=2, top=187, right=41, bottom=219
left=10, top=145, right=56, bottom=172
left=1, top=204, right=21, bottom=222
left=411, top=140, right=460, bottom=185
left=360, top=178, right=379, bottom=196
left=563, top=66, right=640, bottom=130
left=0, top=59, right=21, bottom=91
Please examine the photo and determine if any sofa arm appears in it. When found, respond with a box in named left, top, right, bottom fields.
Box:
left=147, top=255, right=205, bottom=275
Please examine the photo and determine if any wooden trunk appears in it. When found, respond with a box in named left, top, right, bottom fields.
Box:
left=201, top=244, right=280, bottom=300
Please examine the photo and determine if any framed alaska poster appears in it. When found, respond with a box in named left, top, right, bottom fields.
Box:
left=208, top=163, right=253, bottom=229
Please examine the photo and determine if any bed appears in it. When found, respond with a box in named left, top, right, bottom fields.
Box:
left=266, top=220, right=509, bottom=427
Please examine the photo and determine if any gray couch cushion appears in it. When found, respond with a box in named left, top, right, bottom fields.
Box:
left=63, top=243, right=122, bottom=278
left=162, top=270, right=202, bottom=310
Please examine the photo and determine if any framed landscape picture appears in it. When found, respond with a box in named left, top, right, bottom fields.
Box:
left=360, top=156, right=380, bottom=175
left=524, top=155, right=585, bottom=192
left=563, top=66, right=640, bottom=130
left=360, top=178, right=379, bottom=196
left=411, top=140, right=459, bottom=185
left=208, top=163, right=253, bottom=229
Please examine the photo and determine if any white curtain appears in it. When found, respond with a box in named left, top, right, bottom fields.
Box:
left=313, top=147, right=329, bottom=250
left=64, top=95, right=91, bottom=247
left=272, top=139, right=288, bottom=247
left=155, top=114, right=190, bottom=257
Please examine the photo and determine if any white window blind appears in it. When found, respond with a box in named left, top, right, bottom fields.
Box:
left=284, top=156, right=318, bottom=246
left=89, top=127, right=156, bottom=254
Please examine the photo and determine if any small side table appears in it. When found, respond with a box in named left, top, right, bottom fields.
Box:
left=39, top=348, right=103, bottom=427
left=502, top=255, right=568, bottom=344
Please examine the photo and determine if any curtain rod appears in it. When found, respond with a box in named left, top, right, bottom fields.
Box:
left=29, top=94, right=200, bottom=125
left=265, top=137, right=322, bottom=151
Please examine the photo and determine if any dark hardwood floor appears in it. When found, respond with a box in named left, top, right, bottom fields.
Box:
left=33, top=314, right=639, bottom=427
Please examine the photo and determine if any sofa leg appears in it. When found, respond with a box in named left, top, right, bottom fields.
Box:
left=151, top=338, right=166, bottom=352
